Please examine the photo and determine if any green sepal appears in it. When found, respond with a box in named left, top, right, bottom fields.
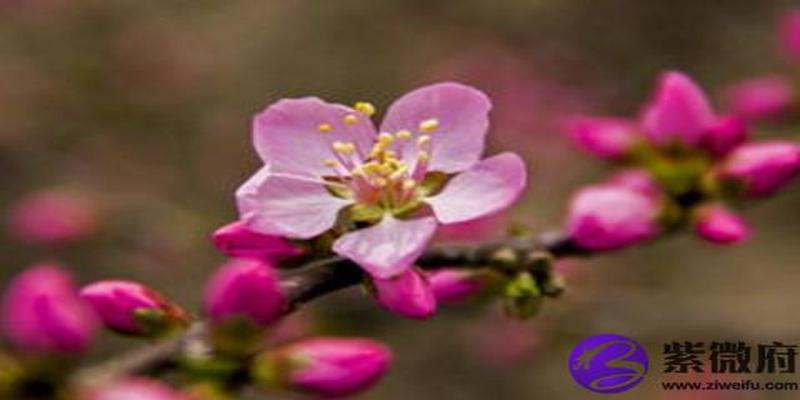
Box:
left=503, top=272, right=543, bottom=320
left=418, top=171, right=450, bottom=196
left=348, top=203, right=385, bottom=223
left=210, top=316, right=266, bottom=358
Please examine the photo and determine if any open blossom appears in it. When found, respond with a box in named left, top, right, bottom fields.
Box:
left=85, top=378, right=189, bottom=400
left=80, top=280, right=188, bottom=335
left=6, top=190, right=97, bottom=246
left=693, top=204, right=751, bottom=245
left=779, top=9, right=800, bottom=61
left=372, top=268, right=436, bottom=319
left=255, top=337, right=391, bottom=397
left=236, top=82, right=526, bottom=279
left=724, top=76, right=795, bottom=121
left=211, top=220, right=302, bottom=262
left=1, top=264, right=97, bottom=354
left=566, top=184, right=662, bottom=251
left=562, top=116, right=638, bottom=160
left=204, top=258, right=286, bottom=327
left=717, top=140, right=800, bottom=197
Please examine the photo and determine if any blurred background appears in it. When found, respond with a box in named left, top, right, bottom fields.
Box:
left=1, top=0, right=799, bottom=398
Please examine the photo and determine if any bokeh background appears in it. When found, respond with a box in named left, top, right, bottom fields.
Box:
left=1, top=1, right=799, bottom=399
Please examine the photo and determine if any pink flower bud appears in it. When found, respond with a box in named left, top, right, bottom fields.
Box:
left=258, top=337, right=392, bottom=397
left=80, top=280, right=188, bottom=335
left=604, top=169, right=662, bottom=199
left=371, top=269, right=436, bottom=319
left=427, top=269, right=485, bottom=303
left=85, top=378, right=189, bottom=400
left=718, top=140, right=800, bottom=197
left=1, top=264, right=97, bottom=354
left=204, top=258, right=286, bottom=327
left=779, top=9, right=800, bottom=61
left=211, top=221, right=302, bottom=262
left=693, top=204, right=751, bottom=245
left=562, top=116, right=638, bottom=160
left=6, top=190, right=97, bottom=246
left=701, top=115, right=749, bottom=157
left=724, top=76, right=795, bottom=121
left=641, top=71, right=716, bottom=148
left=566, top=185, right=661, bottom=251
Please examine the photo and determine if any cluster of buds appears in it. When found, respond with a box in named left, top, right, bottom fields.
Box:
left=564, top=70, right=800, bottom=251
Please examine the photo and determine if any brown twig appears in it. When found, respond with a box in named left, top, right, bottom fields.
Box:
left=71, top=232, right=588, bottom=388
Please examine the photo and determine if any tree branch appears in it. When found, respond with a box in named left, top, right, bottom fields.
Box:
left=71, top=231, right=587, bottom=388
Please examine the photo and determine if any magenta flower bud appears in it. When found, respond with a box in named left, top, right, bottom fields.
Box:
left=427, top=269, right=485, bottom=304
left=604, top=169, right=662, bottom=199
left=779, top=10, right=800, bottom=61
left=371, top=269, right=437, bottom=319
left=5, top=190, right=97, bottom=246
left=204, top=258, right=286, bottom=327
left=701, top=115, right=749, bottom=157
left=693, top=204, right=751, bottom=245
left=211, top=221, right=302, bottom=262
left=1, top=264, right=97, bottom=354
left=566, top=185, right=661, bottom=251
left=80, top=280, right=188, bottom=336
left=641, top=71, right=716, bottom=148
left=256, top=337, right=392, bottom=397
left=85, top=378, right=189, bottom=400
left=562, top=116, right=638, bottom=160
left=718, top=140, right=800, bottom=197
left=724, top=76, right=794, bottom=121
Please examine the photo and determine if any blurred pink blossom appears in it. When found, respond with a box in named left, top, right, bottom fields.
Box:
left=85, top=378, right=189, bottom=400
left=718, top=140, right=800, bottom=197
left=1, top=263, right=97, bottom=354
left=211, top=220, right=302, bottom=263
left=427, top=268, right=485, bottom=304
left=6, top=190, right=98, bottom=246
left=778, top=9, right=800, bottom=61
left=693, top=204, right=751, bottom=245
left=566, top=184, right=662, bottom=251
left=724, top=76, right=795, bottom=121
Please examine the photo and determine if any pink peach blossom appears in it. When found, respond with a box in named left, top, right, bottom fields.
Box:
left=718, top=140, right=800, bottom=197
left=237, top=82, right=526, bottom=279
left=427, top=268, right=485, bottom=304
left=80, top=280, right=188, bottom=335
left=204, top=258, right=286, bottom=327
left=1, top=264, right=97, bottom=354
left=274, top=337, right=392, bottom=397
left=641, top=71, right=717, bottom=148
left=693, top=204, right=751, bottom=245
left=372, top=268, right=436, bottom=319
left=701, top=115, right=749, bottom=157
left=566, top=184, right=661, bottom=251
left=211, top=220, right=302, bottom=262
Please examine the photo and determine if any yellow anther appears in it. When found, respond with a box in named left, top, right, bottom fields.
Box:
left=419, top=118, right=440, bottom=133
left=395, top=130, right=412, bottom=140
left=402, top=179, right=416, bottom=191
left=416, top=135, right=431, bottom=149
left=354, top=102, right=376, bottom=116
left=389, top=164, right=409, bottom=180
left=323, top=159, right=339, bottom=168
left=343, top=114, right=358, bottom=125
left=351, top=166, right=366, bottom=178
left=384, top=150, right=397, bottom=160
left=378, top=132, right=394, bottom=146
left=377, top=164, right=393, bottom=176
left=374, top=177, right=388, bottom=188
left=318, top=123, right=333, bottom=133
left=333, top=141, right=355, bottom=156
